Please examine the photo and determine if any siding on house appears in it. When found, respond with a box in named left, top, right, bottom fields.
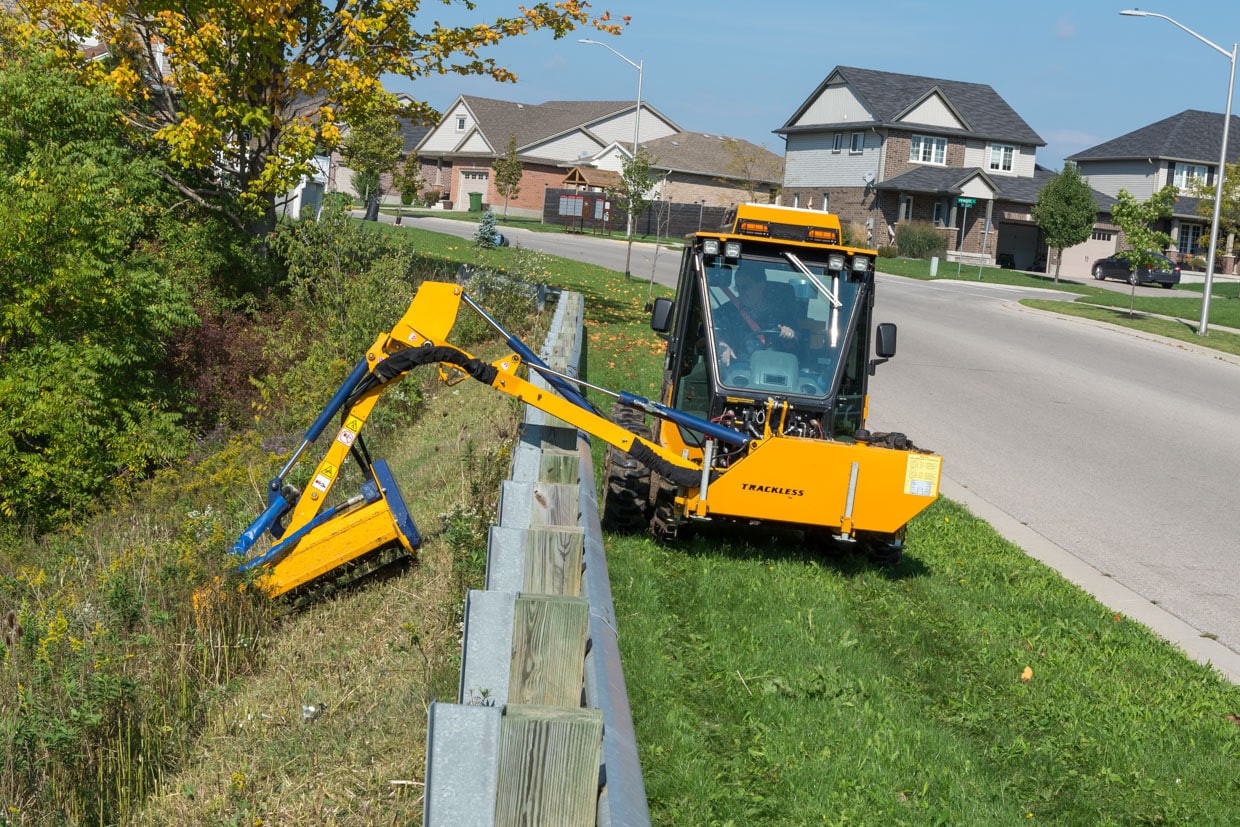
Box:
left=1078, top=159, right=1162, bottom=199
left=901, top=95, right=965, bottom=130
left=789, top=81, right=871, bottom=127
left=784, top=132, right=877, bottom=189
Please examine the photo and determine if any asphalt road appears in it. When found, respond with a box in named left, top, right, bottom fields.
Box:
left=392, top=212, right=1240, bottom=679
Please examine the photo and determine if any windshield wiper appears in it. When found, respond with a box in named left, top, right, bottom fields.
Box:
left=783, top=251, right=841, bottom=308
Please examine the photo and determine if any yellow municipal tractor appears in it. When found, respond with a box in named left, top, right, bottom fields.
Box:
left=226, top=204, right=940, bottom=597
left=601, top=203, right=939, bottom=557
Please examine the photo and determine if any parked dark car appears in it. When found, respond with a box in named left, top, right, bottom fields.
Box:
left=1091, top=252, right=1180, bottom=288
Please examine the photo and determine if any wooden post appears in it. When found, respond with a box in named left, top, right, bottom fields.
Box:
left=495, top=705, right=604, bottom=827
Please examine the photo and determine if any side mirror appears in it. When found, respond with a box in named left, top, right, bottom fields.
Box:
left=875, top=322, right=897, bottom=358
left=868, top=322, right=897, bottom=375
left=651, top=297, right=674, bottom=334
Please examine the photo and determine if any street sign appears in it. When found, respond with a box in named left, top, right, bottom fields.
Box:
left=957, top=197, right=976, bottom=207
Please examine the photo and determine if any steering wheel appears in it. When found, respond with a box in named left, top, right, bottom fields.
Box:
left=750, top=327, right=796, bottom=351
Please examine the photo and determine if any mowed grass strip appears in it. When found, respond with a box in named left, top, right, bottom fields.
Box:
left=607, top=502, right=1240, bottom=824
left=532, top=249, right=1240, bottom=823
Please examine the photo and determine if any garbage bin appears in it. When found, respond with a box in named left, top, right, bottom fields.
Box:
left=468, top=192, right=483, bottom=212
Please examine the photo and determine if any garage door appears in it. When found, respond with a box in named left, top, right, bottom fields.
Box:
left=1059, top=230, right=1118, bottom=280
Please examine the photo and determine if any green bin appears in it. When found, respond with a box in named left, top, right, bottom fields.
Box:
left=468, top=192, right=483, bottom=212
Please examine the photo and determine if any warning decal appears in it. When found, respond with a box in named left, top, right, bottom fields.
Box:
left=904, top=454, right=941, bottom=498
left=311, top=462, right=337, bottom=493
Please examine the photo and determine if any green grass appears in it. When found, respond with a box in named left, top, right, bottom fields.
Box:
left=386, top=206, right=687, bottom=246
left=606, top=504, right=1240, bottom=824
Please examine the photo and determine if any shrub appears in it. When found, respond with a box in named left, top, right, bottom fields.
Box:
left=895, top=221, right=948, bottom=259
left=841, top=221, right=870, bottom=249
left=475, top=209, right=499, bottom=249
left=877, top=244, right=900, bottom=259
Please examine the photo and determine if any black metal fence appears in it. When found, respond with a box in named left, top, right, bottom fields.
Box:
left=541, top=187, right=731, bottom=239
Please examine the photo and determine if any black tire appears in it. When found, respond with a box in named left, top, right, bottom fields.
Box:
left=648, top=471, right=687, bottom=544
left=600, top=404, right=653, bottom=533
left=1093, top=265, right=1106, bottom=281
left=1161, top=282, right=1175, bottom=290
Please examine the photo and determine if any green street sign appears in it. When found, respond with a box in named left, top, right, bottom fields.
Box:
left=957, top=197, right=976, bottom=207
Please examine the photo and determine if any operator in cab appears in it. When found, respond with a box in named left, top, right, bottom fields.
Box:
left=714, top=269, right=798, bottom=367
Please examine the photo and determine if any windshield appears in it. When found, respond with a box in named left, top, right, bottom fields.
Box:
left=701, top=252, right=863, bottom=399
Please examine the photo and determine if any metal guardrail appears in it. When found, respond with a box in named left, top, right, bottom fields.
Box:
left=424, top=291, right=650, bottom=827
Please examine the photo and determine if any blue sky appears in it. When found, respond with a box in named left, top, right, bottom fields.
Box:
left=388, top=0, right=1240, bottom=172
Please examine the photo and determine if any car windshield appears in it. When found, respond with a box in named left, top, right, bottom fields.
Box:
left=700, top=252, right=864, bottom=398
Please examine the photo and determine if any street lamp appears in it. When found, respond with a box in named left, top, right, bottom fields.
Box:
left=579, top=38, right=643, bottom=279
left=1121, top=10, right=1236, bottom=336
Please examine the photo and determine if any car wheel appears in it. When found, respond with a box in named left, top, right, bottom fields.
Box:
left=1161, top=282, right=1175, bottom=289
left=1093, top=265, right=1106, bottom=281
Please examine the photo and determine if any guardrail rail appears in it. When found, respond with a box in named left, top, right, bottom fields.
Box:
left=424, top=290, right=650, bottom=827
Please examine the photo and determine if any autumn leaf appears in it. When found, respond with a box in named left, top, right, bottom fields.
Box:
left=1020, top=666, right=1033, bottom=682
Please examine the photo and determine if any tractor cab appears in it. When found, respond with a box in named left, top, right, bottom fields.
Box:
left=652, top=204, right=895, bottom=454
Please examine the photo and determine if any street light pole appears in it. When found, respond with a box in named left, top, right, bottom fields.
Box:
left=579, top=38, right=643, bottom=279
left=1122, top=10, right=1236, bottom=336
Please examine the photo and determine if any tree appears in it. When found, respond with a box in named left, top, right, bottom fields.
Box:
left=1032, top=163, right=1097, bottom=283
left=392, top=159, right=424, bottom=225
left=14, top=0, right=626, bottom=236
left=720, top=138, right=784, bottom=203
left=1110, top=185, right=1177, bottom=312
left=610, top=147, right=655, bottom=279
left=475, top=208, right=499, bottom=249
left=342, top=106, right=403, bottom=221
left=0, top=41, right=196, bottom=527
left=492, top=134, right=524, bottom=217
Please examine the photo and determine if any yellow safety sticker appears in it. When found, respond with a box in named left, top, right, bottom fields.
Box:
left=311, top=462, right=337, bottom=493
left=904, top=454, right=941, bottom=497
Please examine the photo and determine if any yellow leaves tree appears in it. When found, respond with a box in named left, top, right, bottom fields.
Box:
left=8, top=0, right=626, bottom=235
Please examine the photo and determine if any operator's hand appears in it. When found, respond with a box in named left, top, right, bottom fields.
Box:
left=777, top=324, right=795, bottom=339
left=720, top=341, right=737, bottom=366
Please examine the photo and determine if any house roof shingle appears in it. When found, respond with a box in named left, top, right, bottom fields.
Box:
left=1065, top=109, right=1240, bottom=165
left=640, top=132, right=781, bottom=183
left=779, top=66, right=1044, bottom=147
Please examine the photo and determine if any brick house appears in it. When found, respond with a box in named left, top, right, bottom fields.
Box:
left=776, top=66, right=1114, bottom=275
left=410, top=94, right=781, bottom=216
left=1067, top=109, right=1240, bottom=274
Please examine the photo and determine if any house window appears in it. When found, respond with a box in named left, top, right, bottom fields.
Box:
left=850, top=132, right=864, bottom=153
left=832, top=133, right=844, bottom=153
left=456, top=115, right=467, bottom=130
left=793, top=192, right=801, bottom=208
left=1174, top=163, right=1207, bottom=189
left=988, top=143, right=1015, bottom=172
left=932, top=200, right=946, bottom=226
left=899, top=194, right=913, bottom=222
left=821, top=192, right=830, bottom=212
left=1179, top=223, right=1204, bottom=255
left=1091, top=229, right=1114, bottom=241
left=909, top=135, right=946, bottom=165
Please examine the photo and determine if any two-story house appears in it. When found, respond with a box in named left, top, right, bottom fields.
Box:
left=1067, top=110, right=1240, bottom=273
left=776, top=66, right=1111, bottom=274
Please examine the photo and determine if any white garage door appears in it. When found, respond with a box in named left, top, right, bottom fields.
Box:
left=1059, top=230, right=1118, bottom=280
